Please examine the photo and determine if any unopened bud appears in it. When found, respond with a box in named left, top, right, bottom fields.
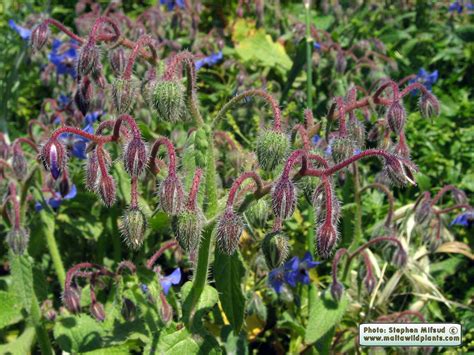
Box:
left=97, top=173, right=116, bottom=207
left=271, top=176, right=296, bottom=220
left=364, top=272, right=376, bottom=294
left=109, top=48, right=126, bottom=76
left=392, top=247, right=408, bottom=267
left=216, top=207, right=244, bottom=255
left=256, top=130, right=289, bottom=171
left=172, top=210, right=204, bottom=252
left=419, top=93, right=440, bottom=119
left=12, top=145, right=27, bottom=179
left=123, top=137, right=148, bottom=176
left=121, top=206, right=147, bottom=250
left=112, top=78, right=139, bottom=114
left=386, top=101, right=406, bottom=134
left=6, top=227, right=30, bottom=255
left=160, top=293, right=173, bottom=323
left=331, top=136, right=355, bottom=164
left=383, top=156, right=417, bottom=186
left=30, top=22, right=50, bottom=51
left=330, top=281, right=344, bottom=301
left=41, top=300, right=57, bottom=321
left=40, top=140, right=67, bottom=180
left=414, top=195, right=433, bottom=226
left=90, top=301, right=106, bottom=322
left=335, top=50, right=347, bottom=73
left=246, top=198, right=269, bottom=227
left=59, top=175, right=70, bottom=198
left=151, top=79, right=186, bottom=122
left=121, top=297, right=136, bottom=321
left=348, top=119, right=366, bottom=149
left=262, top=231, right=290, bottom=269
left=158, top=174, right=184, bottom=215
left=77, top=41, right=100, bottom=77
left=74, top=77, right=93, bottom=115
left=316, top=223, right=338, bottom=259
left=62, top=287, right=81, bottom=314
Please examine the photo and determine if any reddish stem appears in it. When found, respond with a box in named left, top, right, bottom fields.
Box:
left=187, top=168, right=203, bottom=210
left=123, top=35, right=157, bottom=79
left=226, top=172, right=264, bottom=208
left=149, top=137, right=177, bottom=175
left=146, top=240, right=178, bottom=270
left=43, top=18, right=84, bottom=43
left=8, top=183, right=21, bottom=229
left=130, top=176, right=139, bottom=208
left=332, top=248, right=348, bottom=283
left=400, top=82, right=429, bottom=98
left=282, top=149, right=308, bottom=178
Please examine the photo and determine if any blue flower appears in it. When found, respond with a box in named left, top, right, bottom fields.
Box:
left=48, top=39, right=78, bottom=78
left=409, top=68, right=438, bottom=92
left=160, top=0, right=185, bottom=11
left=450, top=211, right=474, bottom=228
left=448, top=1, right=473, bottom=12
left=312, top=134, right=321, bottom=145
left=9, top=19, right=31, bottom=40
left=35, top=184, right=77, bottom=211
left=140, top=283, right=150, bottom=294
left=195, top=51, right=223, bottom=70
left=268, top=267, right=286, bottom=293
left=59, top=111, right=101, bottom=159
left=313, top=42, right=321, bottom=51
left=160, top=268, right=181, bottom=295
left=58, top=95, right=71, bottom=109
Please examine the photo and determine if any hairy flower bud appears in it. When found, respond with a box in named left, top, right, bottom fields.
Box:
left=97, top=173, right=116, bottom=207
left=271, top=176, right=296, bottom=220
left=77, top=41, right=100, bottom=77
left=414, top=195, right=433, bottom=226
left=151, top=79, right=186, bottom=122
left=172, top=209, right=204, bottom=252
left=40, top=140, right=67, bottom=180
left=246, top=198, right=269, bottom=227
left=348, top=119, right=366, bottom=149
left=121, top=206, right=147, bottom=250
left=261, top=231, right=290, bottom=269
left=30, top=22, right=49, bottom=51
left=256, top=130, right=289, bottom=171
left=331, top=136, right=356, bottom=164
left=90, top=301, right=106, bottom=322
left=330, top=281, right=344, bottom=301
left=383, top=156, right=417, bottom=186
left=158, top=174, right=184, bottom=215
left=335, top=50, right=347, bottom=73
left=312, top=181, right=340, bottom=228
left=59, top=175, right=70, bottom=198
left=74, top=77, right=93, bottom=115
left=419, top=93, right=440, bottom=119
left=121, top=297, right=136, bottom=321
left=392, top=247, right=408, bottom=267
left=63, top=287, right=81, bottom=314
left=12, top=145, right=27, bottom=179
left=6, top=227, right=30, bottom=255
left=123, top=137, right=148, bottom=176
left=316, top=223, right=338, bottom=259
left=364, top=272, right=376, bottom=294
left=41, top=300, right=57, bottom=321
left=216, top=207, right=244, bottom=255
left=386, top=101, right=406, bottom=134
left=112, top=78, right=139, bottom=114
left=109, top=48, right=126, bottom=76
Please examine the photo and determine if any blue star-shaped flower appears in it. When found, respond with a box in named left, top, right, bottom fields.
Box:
left=196, top=51, right=224, bottom=70
left=268, top=266, right=286, bottom=293
left=450, top=211, right=474, bottom=228
left=59, top=111, right=101, bottom=159
left=48, top=39, right=78, bottom=78
left=35, top=184, right=77, bottom=211
left=160, top=268, right=181, bottom=295
left=409, top=68, right=438, bottom=92
left=160, top=0, right=185, bottom=11
left=9, top=19, right=31, bottom=40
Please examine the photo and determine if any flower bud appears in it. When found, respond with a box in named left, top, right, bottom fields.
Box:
left=330, top=281, right=344, bottom=301
left=40, top=140, right=67, bottom=180
left=301, top=176, right=318, bottom=204
left=172, top=209, right=204, bottom=252
left=414, top=195, right=433, bottom=226
left=85, top=151, right=99, bottom=191
left=123, top=137, right=148, bottom=177
left=316, top=223, right=338, bottom=259
left=158, top=174, right=184, bottom=215
left=30, top=22, right=49, bottom=51
left=216, top=207, right=244, bottom=255
left=331, top=136, right=355, bottom=164
left=109, top=48, right=126, bottom=76
left=256, top=130, right=289, bottom=171
left=348, top=119, right=366, bottom=150
left=261, top=231, right=290, bottom=269
left=386, top=101, right=406, bottom=134
left=246, top=198, right=269, bottom=227
left=121, top=297, right=136, bottom=321
left=90, top=301, right=106, bottom=322
left=335, top=50, right=347, bottom=73
left=12, top=145, right=27, bottom=179
left=112, top=78, right=139, bottom=114
left=97, top=173, right=116, bottom=207
left=77, top=41, right=100, bottom=77
left=62, top=287, right=81, bottom=314
left=151, top=79, right=186, bottom=122
left=121, top=206, right=148, bottom=250
left=312, top=181, right=340, bottom=228
left=59, top=175, right=70, bottom=198
left=271, top=176, right=296, bottom=220
left=6, top=227, right=30, bottom=255
left=383, top=156, right=417, bottom=186
left=364, top=272, right=376, bottom=294
left=392, top=247, right=408, bottom=267
left=74, top=77, right=93, bottom=116
left=41, top=300, right=57, bottom=321
left=419, top=93, right=440, bottom=119
left=160, top=293, right=173, bottom=323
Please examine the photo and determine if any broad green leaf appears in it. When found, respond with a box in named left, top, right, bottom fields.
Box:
left=305, top=286, right=348, bottom=344
left=155, top=328, right=221, bottom=354
left=9, top=253, right=34, bottom=310
left=0, top=326, right=36, bottom=355
left=181, top=281, right=218, bottom=312
left=53, top=315, right=106, bottom=353
left=214, top=250, right=246, bottom=333
left=0, top=291, right=22, bottom=329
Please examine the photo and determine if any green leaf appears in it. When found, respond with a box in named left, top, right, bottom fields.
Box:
left=0, top=326, right=36, bottom=355
left=214, top=250, right=246, bottom=333
left=0, top=291, right=23, bottom=329
left=53, top=315, right=106, bottom=353
left=305, top=286, right=348, bottom=344
left=9, top=253, right=34, bottom=311
left=155, top=328, right=221, bottom=354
